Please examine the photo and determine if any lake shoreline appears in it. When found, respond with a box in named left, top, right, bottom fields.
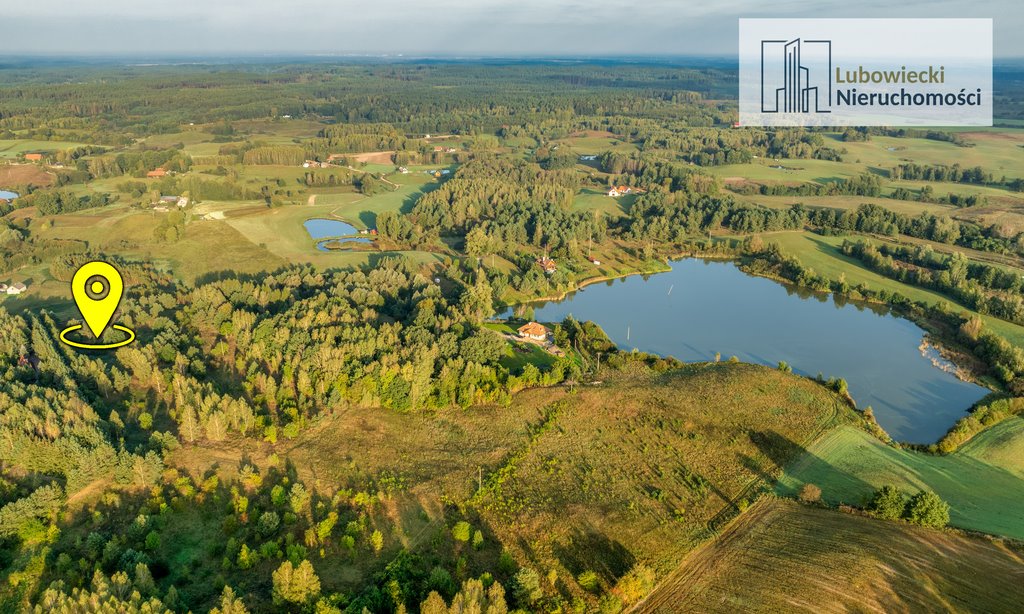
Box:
left=507, top=256, right=990, bottom=444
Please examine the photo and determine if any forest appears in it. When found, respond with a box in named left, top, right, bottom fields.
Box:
left=1, top=58, right=1024, bottom=613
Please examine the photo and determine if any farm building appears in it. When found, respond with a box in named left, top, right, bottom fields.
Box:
left=517, top=322, right=549, bottom=341
left=147, top=168, right=168, bottom=178
left=608, top=185, right=632, bottom=197
left=24, top=153, right=44, bottom=162
left=5, top=282, right=27, bottom=295
left=587, top=255, right=602, bottom=266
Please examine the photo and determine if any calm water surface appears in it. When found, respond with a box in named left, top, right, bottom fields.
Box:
left=519, top=259, right=988, bottom=443
left=303, top=218, right=358, bottom=240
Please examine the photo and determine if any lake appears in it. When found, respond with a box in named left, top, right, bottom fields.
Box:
left=0, top=190, right=18, bottom=201
left=517, top=259, right=988, bottom=443
left=303, top=218, right=358, bottom=240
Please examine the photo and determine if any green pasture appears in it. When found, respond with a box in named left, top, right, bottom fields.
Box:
left=777, top=420, right=1024, bottom=539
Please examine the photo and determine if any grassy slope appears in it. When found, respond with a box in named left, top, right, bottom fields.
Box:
left=635, top=498, right=1024, bottom=614
left=777, top=419, right=1024, bottom=539
left=172, top=364, right=849, bottom=599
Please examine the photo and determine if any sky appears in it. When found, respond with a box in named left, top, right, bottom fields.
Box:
left=0, top=0, right=1019, bottom=58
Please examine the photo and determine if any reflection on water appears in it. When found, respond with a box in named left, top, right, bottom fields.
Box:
left=303, top=218, right=358, bottom=240
left=514, top=259, right=988, bottom=444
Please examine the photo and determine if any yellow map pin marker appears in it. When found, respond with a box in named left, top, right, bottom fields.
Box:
left=72, top=261, right=124, bottom=338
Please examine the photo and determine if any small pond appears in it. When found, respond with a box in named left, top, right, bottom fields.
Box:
left=303, top=218, right=359, bottom=240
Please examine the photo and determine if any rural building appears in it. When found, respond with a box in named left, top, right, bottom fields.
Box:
left=397, top=166, right=409, bottom=174
left=0, top=284, right=6, bottom=293
left=537, top=255, right=557, bottom=274
left=587, top=255, right=602, bottom=265
left=608, top=185, right=632, bottom=197
left=6, top=282, right=26, bottom=295
left=147, top=168, right=168, bottom=178
left=517, top=322, right=549, bottom=341
left=24, top=153, right=43, bottom=162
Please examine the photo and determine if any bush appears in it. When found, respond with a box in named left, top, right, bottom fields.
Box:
left=257, top=511, right=280, bottom=536
left=798, top=483, right=822, bottom=503
left=613, top=564, right=656, bottom=605
left=904, top=491, right=950, bottom=528
left=577, top=570, right=600, bottom=593
left=512, top=567, right=543, bottom=605
left=867, top=485, right=906, bottom=520
left=452, top=520, right=472, bottom=543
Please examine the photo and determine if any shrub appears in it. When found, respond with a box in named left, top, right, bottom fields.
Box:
left=512, top=567, right=543, bottom=605
left=798, top=483, right=822, bottom=503
left=257, top=511, right=280, bottom=536
left=452, top=520, right=472, bottom=542
left=904, top=491, right=950, bottom=528
left=613, top=564, right=656, bottom=605
left=577, top=570, right=600, bottom=592
left=867, top=485, right=906, bottom=520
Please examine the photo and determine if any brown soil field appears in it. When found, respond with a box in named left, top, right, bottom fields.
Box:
left=633, top=498, right=1024, bottom=614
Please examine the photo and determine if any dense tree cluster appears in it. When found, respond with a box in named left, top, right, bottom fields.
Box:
left=842, top=240, right=1024, bottom=326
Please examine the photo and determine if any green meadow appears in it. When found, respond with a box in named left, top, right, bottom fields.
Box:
left=777, top=420, right=1024, bottom=539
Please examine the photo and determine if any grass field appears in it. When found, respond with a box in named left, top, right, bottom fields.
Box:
left=635, top=497, right=1024, bottom=614
left=572, top=188, right=631, bottom=217
left=733, top=193, right=958, bottom=217
left=554, top=131, right=639, bottom=154
left=171, top=364, right=851, bottom=601
left=777, top=420, right=1024, bottom=539
left=835, top=131, right=1024, bottom=174
left=0, top=163, right=55, bottom=188
left=0, top=139, right=95, bottom=158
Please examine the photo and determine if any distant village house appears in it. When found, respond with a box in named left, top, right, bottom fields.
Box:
left=517, top=322, right=549, bottom=342
left=608, top=185, right=632, bottom=197
left=24, top=153, right=43, bottom=162
left=147, top=168, right=168, bottom=178
left=2, top=282, right=27, bottom=295
left=537, top=255, right=557, bottom=275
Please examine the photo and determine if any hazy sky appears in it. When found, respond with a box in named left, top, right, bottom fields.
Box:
left=1, top=0, right=1019, bottom=58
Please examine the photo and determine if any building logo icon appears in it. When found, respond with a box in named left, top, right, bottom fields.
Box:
left=761, top=38, right=832, bottom=113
